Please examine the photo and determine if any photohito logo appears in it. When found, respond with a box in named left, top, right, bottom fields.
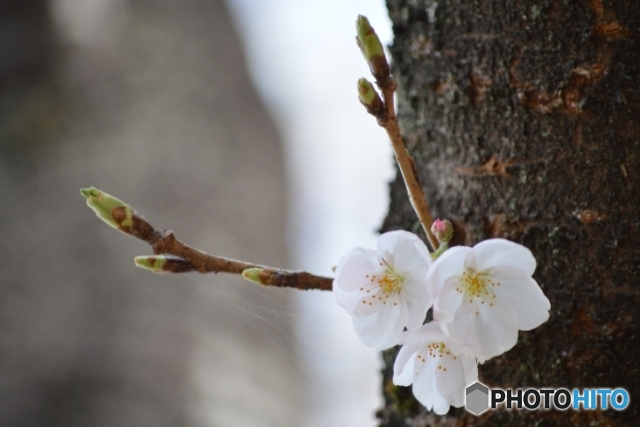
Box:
left=464, top=382, right=630, bottom=415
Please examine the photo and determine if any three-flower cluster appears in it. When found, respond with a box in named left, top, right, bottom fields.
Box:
left=333, top=228, right=551, bottom=414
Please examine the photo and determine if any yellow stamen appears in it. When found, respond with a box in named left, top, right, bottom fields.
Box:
left=460, top=268, right=497, bottom=305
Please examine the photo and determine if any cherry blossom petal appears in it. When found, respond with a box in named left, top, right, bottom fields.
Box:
left=439, top=303, right=476, bottom=353
left=352, top=288, right=392, bottom=317
left=435, top=356, right=465, bottom=406
left=432, top=396, right=451, bottom=415
left=334, top=247, right=381, bottom=292
left=489, top=266, right=550, bottom=330
left=394, top=343, right=415, bottom=380
left=333, top=273, right=379, bottom=315
left=413, top=353, right=447, bottom=413
left=393, top=351, right=416, bottom=387
left=427, top=246, right=470, bottom=297
left=433, top=277, right=464, bottom=323
left=410, top=321, right=448, bottom=345
left=377, top=230, right=431, bottom=273
left=472, top=297, right=519, bottom=362
left=461, top=355, right=479, bottom=386
left=402, top=274, right=432, bottom=331
left=352, top=295, right=409, bottom=350
left=404, top=299, right=429, bottom=332
left=332, top=283, right=361, bottom=314
left=473, top=238, right=536, bottom=276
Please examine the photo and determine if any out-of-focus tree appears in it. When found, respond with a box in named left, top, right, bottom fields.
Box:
left=0, top=0, right=58, bottom=162
left=0, top=1, right=301, bottom=426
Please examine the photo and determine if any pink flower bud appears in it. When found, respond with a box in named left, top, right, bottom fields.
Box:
left=431, top=219, right=453, bottom=244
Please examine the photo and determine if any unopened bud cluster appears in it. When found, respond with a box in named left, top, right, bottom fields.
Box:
left=355, top=15, right=393, bottom=121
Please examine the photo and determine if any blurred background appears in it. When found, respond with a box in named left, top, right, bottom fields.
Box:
left=0, top=0, right=393, bottom=426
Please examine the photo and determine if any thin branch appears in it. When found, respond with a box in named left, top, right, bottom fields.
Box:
left=376, top=78, right=439, bottom=251
left=82, top=188, right=333, bottom=291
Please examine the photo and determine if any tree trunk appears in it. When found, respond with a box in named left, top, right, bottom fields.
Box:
left=378, top=0, right=639, bottom=426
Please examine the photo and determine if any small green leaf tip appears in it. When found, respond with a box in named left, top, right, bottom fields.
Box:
left=134, top=256, right=167, bottom=273
left=242, top=268, right=264, bottom=285
left=356, top=15, right=384, bottom=59
left=80, top=187, right=133, bottom=230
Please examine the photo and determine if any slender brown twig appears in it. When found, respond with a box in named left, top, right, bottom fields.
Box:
left=377, top=78, right=439, bottom=251
left=81, top=188, right=333, bottom=291
left=356, top=15, right=439, bottom=250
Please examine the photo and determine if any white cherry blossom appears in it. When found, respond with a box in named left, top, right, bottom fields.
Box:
left=393, top=322, right=478, bottom=415
left=333, top=230, right=433, bottom=350
left=428, top=238, right=550, bottom=362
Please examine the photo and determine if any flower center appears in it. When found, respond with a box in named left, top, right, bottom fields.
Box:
left=377, top=268, right=404, bottom=294
left=416, top=342, right=457, bottom=370
left=361, top=261, right=405, bottom=307
left=457, top=268, right=498, bottom=309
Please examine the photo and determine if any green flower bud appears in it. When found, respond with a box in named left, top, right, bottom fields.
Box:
left=357, top=78, right=385, bottom=117
left=357, top=78, right=377, bottom=104
left=134, top=255, right=196, bottom=273
left=242, top=268, right=264, bottom=285
left=80, top=187, right=133, bottom=230
left=134, top=255, right=167, bottom=273
left=356, top=15, right=385, bottom=59
left=355, top=15, right=390, bottom=81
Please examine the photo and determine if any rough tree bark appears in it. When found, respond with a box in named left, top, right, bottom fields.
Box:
left=378, top=0, right=639, bottom=426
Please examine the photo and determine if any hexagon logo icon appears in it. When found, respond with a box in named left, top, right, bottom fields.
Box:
left=466, top=382, right=489, bottom=415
